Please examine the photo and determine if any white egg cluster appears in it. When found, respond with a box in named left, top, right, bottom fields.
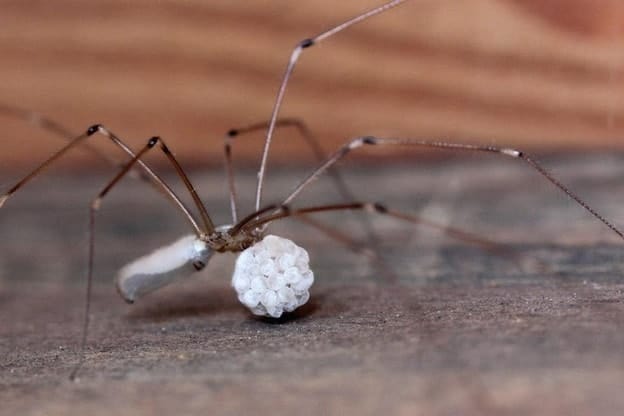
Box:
left=231, top=235, right=314, bottom=318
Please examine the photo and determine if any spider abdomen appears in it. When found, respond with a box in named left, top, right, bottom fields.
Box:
left=116, top=235, right=213, bottom=303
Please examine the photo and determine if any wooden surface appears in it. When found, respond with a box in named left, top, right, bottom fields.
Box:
left=2, top=154, right=624, bottom=415
left=1, top=0, right=624, bottom=171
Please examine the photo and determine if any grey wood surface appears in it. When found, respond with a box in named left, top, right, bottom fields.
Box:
left=2, top=154, right=624, bottom=415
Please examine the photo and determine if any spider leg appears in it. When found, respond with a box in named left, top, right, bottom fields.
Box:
left=0, top=104, right=201, bottom=203
left=71, top=135, right=214, bottom=379
left=254, top=0, right=409, bottom=210
left=234, top=202, right=510, bottom=259
left=225, top=118, right=352, bottom=223
left=277, top=136, right=624, bottom=241
left=70, top=136, right=159, bottom=380
left=0, top=103, right=75, bottom=140
left=0, top=125, right=215, bottom=234
left=226, top=117, right=397, bottom=279
left=294, top=214, right=388, bottom=264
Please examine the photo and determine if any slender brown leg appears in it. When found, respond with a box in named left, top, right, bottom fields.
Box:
left=232, top=201, right=510, bottom=258
left=0, top=103, right=117, bottom=165
left=0, top=125, right=212, bottom=234
left=70, top=136, right=159, bottom=380
left=0, top=103, right=74, bottom=138
left=294, top=214, right=384, bottom=262
left=225, top=118, right=353, bottom=223
left=225, top=118, right=396, bottom=279
left=0, top=104, right=195, bottom=202
left=254, top=0, right=409, bottom=210
left=70, top=135, right=215, bottom=379
left=0, top=130, right=89, bottom=208
left=227, top=118, right=529, bottom=277
left=277, top=136, right=624, bottom=241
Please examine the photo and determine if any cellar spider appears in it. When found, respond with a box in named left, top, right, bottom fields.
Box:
left=2, top=0, right=624, bottom=380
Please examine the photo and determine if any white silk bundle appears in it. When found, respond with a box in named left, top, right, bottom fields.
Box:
left=231, top=235, right=314, bottom=318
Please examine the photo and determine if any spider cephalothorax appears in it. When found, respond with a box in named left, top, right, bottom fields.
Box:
left=204, top=225, right=264, bottom=253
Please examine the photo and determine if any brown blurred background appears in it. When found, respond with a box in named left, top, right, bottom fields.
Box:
left=1, top=0, right=624, bottom=171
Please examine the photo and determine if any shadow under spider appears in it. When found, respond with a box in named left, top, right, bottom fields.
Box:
left=123, top=284, right=345, bottom=323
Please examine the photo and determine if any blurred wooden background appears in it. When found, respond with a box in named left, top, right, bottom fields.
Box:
left=1, top=0, right=623, bottom=171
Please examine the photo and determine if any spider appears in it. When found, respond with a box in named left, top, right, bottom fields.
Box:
left=2, top=0, right=623, bottom=380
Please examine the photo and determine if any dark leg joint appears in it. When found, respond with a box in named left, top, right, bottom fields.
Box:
left=227, top=129, right=239, bottom=137
left=373, top=202, right=387, bottom=213
left=299, top=38, right=314, bottom=48
left=87, top=124, right=102, bottom=136
left=362, top=136, right=377, bottom=145
left=148, top=136, right=160, bottom=148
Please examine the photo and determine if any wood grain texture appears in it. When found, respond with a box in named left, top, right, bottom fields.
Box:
left=0, top=0, right=623, bottom=171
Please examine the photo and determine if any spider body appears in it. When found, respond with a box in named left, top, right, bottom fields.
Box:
left=115, top=221, right=266, bottom=304
left=205, top=225, right=263, bottom=253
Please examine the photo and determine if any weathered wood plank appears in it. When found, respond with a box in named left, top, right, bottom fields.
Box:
left=2, top=155, right=624, bottom=415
